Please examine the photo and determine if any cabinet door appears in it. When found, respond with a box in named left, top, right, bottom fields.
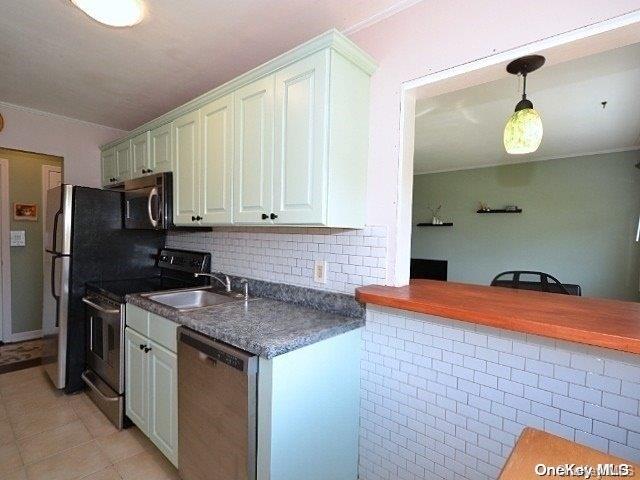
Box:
left=273, top=51, right=329, bottom=224
left=101, top=147, right=117, bottom=186
left=172, top=111, right=201, bottom=225
left=200, top=94, right=234, bottom=225
left=148, top=341, right=178, bottom=467
left=115, top=141, right=132, bottom=182
left=234, top=75, right=274, bottom=224
left=150, top=123, right=172, bottom=174
left=131, top=132, right=151, bottom=178
left=125, top=327, right=149, bottom=433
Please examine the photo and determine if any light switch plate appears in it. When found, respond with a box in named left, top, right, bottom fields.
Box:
left=10, top=230, right=25, bottom=247
left=314, top=260, right=327, bottom=284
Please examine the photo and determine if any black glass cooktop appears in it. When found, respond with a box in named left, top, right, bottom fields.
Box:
left=86, top=276, right=200, bottom=303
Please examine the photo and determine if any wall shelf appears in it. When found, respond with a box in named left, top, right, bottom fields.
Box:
left=417, top=222, right=454, bottom=227
left=476, top=209, right=522, bottom=214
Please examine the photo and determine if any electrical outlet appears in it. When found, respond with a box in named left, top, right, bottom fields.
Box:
left=314, top=260, right=327, bottom=284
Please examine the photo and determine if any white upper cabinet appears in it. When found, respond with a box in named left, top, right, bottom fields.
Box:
left=131, top=132, right=151, bottom=177
left=150, top=123, right=172, bottom=174
left=200, top=94, right=234, bottom=225
left=101, top=147, right=117, bottom=186
left=272, top=51, right=328, bottom=225
left=115, top=140, right=132, bottom=182
left=233, top=75, right=274, bottom=224
left=100, top=30, right=375, bottom=227
left=172, top=110, right=200, bottom=225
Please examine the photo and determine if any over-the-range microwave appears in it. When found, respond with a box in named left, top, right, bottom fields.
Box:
left=108, top=173, right=173, bottom=230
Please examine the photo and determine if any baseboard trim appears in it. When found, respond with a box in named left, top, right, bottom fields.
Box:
left=7, top=330, right=43, bottom=343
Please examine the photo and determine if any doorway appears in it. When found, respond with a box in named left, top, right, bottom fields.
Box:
left=0, top=147, right=63, bottom=344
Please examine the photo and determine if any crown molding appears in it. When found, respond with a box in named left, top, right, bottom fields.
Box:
left=0, top=101, right=124, bottom=131
left=342, top=0, right=425, bottom=35
left=101, top=29, right=377, bottom=151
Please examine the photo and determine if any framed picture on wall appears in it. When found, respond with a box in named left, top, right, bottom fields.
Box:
left=14, top=203, right=38, bottom=221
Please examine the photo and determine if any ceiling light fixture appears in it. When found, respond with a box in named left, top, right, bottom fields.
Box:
left=71, top=0, right=144, bottom=27
left=503, top=55, right=545, bottom=155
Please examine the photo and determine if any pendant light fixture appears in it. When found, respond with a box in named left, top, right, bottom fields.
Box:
left=503, top=55, right=546, bottom=154
left=71, top=0, right=144, bottom=27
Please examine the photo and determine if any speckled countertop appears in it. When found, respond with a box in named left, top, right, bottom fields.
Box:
left=125, top=292, right=364, bottom=359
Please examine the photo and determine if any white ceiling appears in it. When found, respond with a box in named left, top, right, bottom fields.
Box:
left=414, top=43, right=640, bottom=174
left=0, top=0, right=412, bottom=130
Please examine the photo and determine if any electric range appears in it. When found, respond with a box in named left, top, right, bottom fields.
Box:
left=81, top=248, right=211, bottom=429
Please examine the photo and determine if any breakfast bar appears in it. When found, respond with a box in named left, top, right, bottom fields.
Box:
left=356, top=280, right=640, bottom=479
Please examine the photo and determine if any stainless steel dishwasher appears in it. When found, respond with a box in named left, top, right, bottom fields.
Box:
left=178, top=327, right=258, bottom=480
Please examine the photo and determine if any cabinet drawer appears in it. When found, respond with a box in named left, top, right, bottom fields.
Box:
left=126, top=304, right=149, bottom=337
left=148, top=313, right=178, bottom=353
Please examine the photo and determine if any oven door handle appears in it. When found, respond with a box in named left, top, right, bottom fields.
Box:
left=147, top=186, right=159, bottom=228
left=81, top=371, right=120, bottom=403
left=82, top=297, right=120, bottom=314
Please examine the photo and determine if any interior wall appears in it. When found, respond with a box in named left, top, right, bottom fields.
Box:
left=0, top=102, right=125, bottom=187
left=0, top=148, right=63, bottom=334
left=348, top=0, right=640, bottom=286
left=411, top=151, right=640, bottom=300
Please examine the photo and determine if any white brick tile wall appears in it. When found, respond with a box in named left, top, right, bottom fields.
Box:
left=360, top=306, right=640, bottom=480
left=165, top=225, right=387, bottom=294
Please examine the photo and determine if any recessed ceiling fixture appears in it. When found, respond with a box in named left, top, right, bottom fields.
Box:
left=71, top=0, right=144, bottom=27
left=503, top=55, right=546, bottom=155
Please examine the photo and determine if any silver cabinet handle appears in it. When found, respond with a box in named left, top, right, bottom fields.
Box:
left=82, top=297, right=120, bottom=314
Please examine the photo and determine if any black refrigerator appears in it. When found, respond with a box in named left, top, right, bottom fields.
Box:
left=43, top=185, right=165, bottom=393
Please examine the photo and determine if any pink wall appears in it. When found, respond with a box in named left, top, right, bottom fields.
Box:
left=0, top=103, right=125, bottom=187
left=349, top=0, right=640, bottom=283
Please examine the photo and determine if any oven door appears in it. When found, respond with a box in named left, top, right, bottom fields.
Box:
left=82, top=296, right=124, bottom=394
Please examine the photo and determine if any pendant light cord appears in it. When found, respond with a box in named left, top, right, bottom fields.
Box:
left=521, top=72, right=528, bottom=100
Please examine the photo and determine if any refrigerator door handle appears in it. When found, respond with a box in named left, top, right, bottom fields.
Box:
left=51, top=207, right=62, bottom=253
left=147, top=187, right=159, bottom=228
left=50, top=254, right=62, bottom=327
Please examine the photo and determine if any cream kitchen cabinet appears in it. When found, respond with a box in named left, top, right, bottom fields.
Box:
left=115, top=140, right=132, bottom=183
left=100, top=30, right=375, bottom=226
left=150, top=123, right=173, bottom=174
left=235, top=49, right=370, bottom=227
left=131, top=132, right=151, bottom=178
left=125, top=305, right=179, bottom=467
left=233, top=75, right=274, bottom=224
left=101, top=147, right=117, bottom=186
left=173, top=94, right=234, bottom=226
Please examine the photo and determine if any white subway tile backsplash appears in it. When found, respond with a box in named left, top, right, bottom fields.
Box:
left=360, top=306, right=640, bottom=479
left=166, top=225, right=387, bottom=294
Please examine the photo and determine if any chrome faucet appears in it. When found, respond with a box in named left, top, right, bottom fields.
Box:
left=194, top=272, right=232, bottom=292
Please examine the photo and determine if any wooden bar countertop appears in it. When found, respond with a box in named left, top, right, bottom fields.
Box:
left=356, top=280, right=640, bottom=355
left=500, top=428, right=639, bottom=479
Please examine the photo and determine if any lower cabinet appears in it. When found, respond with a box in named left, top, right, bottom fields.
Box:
left=125, top=305, right=179, bottom=467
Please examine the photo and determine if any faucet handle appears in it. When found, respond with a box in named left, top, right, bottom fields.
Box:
left=240, top=278, right=249, bottom=300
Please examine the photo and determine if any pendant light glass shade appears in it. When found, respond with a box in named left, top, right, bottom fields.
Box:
left=503, top=107, right=543, bottom=154
left=71, top=0, right=144, bottom=27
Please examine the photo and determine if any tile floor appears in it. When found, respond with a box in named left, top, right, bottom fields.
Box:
left=0, top=365, right=179, bottom=480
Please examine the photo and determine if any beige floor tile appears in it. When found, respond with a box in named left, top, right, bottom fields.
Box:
left=3, top=387, right=66, bottom=419
left=9, top=405, right=78, bottom=440
left=0, top=375, right=50, bottom=399
left=0, top=403, right=8, bottom=421
left=25, top=440, right=110, bottom=480
left=0, top=467, right=27, bottom=480
left=17, top=419, right=92, bottom=465
left=0, top=443, right=24, bottom=478
left=77, top=466, right=122, bottom=480
left=79, top=410, right=119, bottom=439
left=0, top=419, right=14, bottom=446
left=114, top=450, right=178, bottom=480
left=68, top=394, right=100, bottom=418
left=0, top=367, right=45, bottom=388
left=96, top=427, right=149, bottom=463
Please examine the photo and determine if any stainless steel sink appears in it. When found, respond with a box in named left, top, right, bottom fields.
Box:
left=144, top=288, right=245, bottom=311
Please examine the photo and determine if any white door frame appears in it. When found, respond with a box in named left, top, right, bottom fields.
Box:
left=393, top=10, right=640, bottom=286
left=0, top=158, right=11, bottom=343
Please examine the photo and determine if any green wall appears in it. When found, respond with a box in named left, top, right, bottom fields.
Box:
left=1, top=148, right=63, bottom=334
left=412, top=151, right=640, bottom=301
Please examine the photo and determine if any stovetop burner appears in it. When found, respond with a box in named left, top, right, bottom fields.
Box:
left=85, top=276, right=201, bottom=303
